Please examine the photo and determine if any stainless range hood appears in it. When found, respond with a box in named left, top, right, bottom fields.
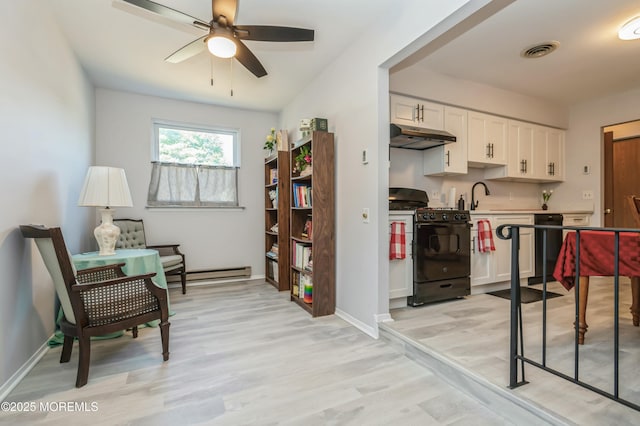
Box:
left=390, top=123, right=456, bottom=150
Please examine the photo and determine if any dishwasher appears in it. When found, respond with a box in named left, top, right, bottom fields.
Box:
left=528, top=213, right=563, bottom=285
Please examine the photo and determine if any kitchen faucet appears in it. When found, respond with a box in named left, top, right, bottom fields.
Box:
left=470, top=182, right=490, bottom=211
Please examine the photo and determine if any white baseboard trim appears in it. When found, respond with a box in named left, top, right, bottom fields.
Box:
left=335, top=308, right=379, bottom=339
left=1, top=338, right=51, bottom=402
left=375, top=313, right=394, bottom=323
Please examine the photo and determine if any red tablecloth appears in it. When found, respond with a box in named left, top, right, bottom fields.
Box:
left=553, top=230, right=640, bottom=290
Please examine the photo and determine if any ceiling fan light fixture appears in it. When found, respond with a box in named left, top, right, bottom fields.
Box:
left=206, top=35, right=237, bottom=58
left=618, top=16, right=640, bottom=40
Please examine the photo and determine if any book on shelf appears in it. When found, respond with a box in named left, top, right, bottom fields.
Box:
left=292, top=272, right=300, bottom=297
left=266, top=251, right=278, bottom=260
left=301, top=217, right=313, bottom=240
left=270, top=168, right=278, bottom=184
left=292, top=183, right=312, bottom=208
left=292, top=241, right=312, bottom=271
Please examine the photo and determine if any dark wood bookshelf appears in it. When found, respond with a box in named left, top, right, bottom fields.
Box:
left=289, top=131, right=335, bottom=317
left=264, top=133, right=290, bottom=291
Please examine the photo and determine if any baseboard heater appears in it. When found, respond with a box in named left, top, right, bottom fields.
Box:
left=165, top=266, right=251, bottom=283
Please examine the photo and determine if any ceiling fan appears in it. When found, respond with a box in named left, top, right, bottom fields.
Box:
left=122, top=0, right=315, bottom=78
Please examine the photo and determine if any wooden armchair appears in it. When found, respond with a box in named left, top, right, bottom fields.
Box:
left=20, top=225, right=170, bottom=388
left=114, top=219, right=187, bottom=294
left=627, top=195, right=640, bottom=228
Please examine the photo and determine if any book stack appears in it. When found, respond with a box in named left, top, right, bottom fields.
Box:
left=292, top=183, right=312, bottom=207
left=292, top=242, right=312, bottom=271
left=310, top=118, right=328, bottom=132
left=266, top=242, right=278, bottom=260
left=301, top=217, right=313, bottom=240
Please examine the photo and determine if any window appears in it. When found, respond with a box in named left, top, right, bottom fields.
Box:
left=147, top=120, right=240, bottom=207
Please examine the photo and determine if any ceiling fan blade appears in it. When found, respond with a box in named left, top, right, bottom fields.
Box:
left=234, top=25, right=314, bottom=42
left=234, top=40, right=267, bottom=78
left=165, top=35, right=207, bottom=63
left=123, top=0, right=209, bottom=28
left=212, top=0, right=238, bottom=26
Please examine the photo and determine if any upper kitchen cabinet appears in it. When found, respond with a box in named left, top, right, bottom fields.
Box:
left=485, top=119, right=534, bottom=180
left=533, top=125, right=565, bottom=182
left=390, top=94, right=444, bottom=130
left=423, top=106, right=468, bottom=176
left=467, top=111, right=507, bottom=167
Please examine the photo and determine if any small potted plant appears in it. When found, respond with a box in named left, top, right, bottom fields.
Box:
left=542, top=189, right=553, bottom=210
left=264, top=128, right=276, bottom=154
left=295, top=145, right=312, bottom=176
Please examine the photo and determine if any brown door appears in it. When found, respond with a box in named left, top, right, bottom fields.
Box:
left=604, top=131, right=640, bottom=228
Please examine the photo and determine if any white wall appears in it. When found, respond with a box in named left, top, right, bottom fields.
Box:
left=95, top=89, right=277, bottom=274
left=0, top=1, right=94, bottom=393
left=280, top=0, right=491, bottom=336
left=561, top=87, right=640, bottom=226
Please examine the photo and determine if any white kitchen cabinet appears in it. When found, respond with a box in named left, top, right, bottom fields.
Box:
left=470, top=215, right=494, bottom=286
left=470, top=214, right=534, bottom=288
left=423, top=106, right=468, bottom=176
left=493, top=215, right=534, bottom=282
left=562, top=213, right=591, bottom=239
left=390, top=94, right=444, bottom=130
left=389, top=213, right=413, bottom=305
left=533, top=125, right=565, bottom=181
left=485, top=120, right=534, bottom=180
left=468, top=111, right=508, bottom=167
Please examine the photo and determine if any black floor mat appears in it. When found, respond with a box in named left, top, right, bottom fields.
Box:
left=487, top=287, right=563, bottom=304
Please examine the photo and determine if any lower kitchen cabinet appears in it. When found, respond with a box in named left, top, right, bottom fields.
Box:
left=470, top=214, right=534, bottom=288
left=389, top=212, right=413, bottom=307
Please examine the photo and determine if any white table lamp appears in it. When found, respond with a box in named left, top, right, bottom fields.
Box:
left=78, top=166, right=133, bottom=256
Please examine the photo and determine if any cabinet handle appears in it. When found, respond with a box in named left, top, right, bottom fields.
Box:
left=551, top=162, right=555, bottom=175
left=420, top=104, right=424, bottom=122
left=446, top=150, right=450, bottom=166
left=486, top=143, right=491, bottom=158
left=524, top=159, right=527, bottom=173
left=415, top=104, right=420, bottom=122
left=491, top=143, right=494, bottom=158
left=520, top=159, right=525, bottom=173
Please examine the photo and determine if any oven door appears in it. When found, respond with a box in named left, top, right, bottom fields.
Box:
left=414, top=222, right=470, bottom=283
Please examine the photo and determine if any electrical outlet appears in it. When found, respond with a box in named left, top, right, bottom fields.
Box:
left=362, top=208, right=370, bottom=224
left=582, top=190, right=594, bottom=200
left=432, top=191, right=440, bottom=199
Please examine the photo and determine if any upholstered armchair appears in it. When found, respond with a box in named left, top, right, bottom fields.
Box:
left=114, top=219, right=187, bottom=294
left=20, top=225, right=170, bottom=388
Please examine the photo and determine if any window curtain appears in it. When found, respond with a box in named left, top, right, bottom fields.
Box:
left=147, top=162, right=238, bottom=207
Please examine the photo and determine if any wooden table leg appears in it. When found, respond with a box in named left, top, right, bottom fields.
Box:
left=576, top=276, right=589, bottom=345
left=630, top=277, right=640, bottom=327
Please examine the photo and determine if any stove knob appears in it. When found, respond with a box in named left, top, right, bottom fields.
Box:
left=460, top=214, right=467, bottom=220
left=422, top=213, right=429, bottom=220
left=429, top=213, right=436, bottom=220
left=454, top=214, right=461, bottom=220
left=441, top=214, right=448, bottom=221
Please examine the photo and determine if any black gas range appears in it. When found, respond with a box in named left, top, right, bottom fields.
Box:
left=389, top=188, right=471, bottom=306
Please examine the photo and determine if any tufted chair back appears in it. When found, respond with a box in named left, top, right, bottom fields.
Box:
left=115, top=219, right=147, bottom=249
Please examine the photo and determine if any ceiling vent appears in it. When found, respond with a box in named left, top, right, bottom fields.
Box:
left=520, top=41, right=560, bottom=58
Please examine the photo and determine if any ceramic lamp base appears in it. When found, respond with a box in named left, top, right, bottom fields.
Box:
left=95, top=208, right=120, bottom=256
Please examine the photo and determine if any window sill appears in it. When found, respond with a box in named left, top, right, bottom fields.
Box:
left=145, top=206, right=246, bottom=211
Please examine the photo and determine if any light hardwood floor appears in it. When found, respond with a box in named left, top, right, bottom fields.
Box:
left=383, top=278, right=640, bottom=425
left=4, top=278, right=640, bottom=425
left=4, top=280, right=517, bottom=426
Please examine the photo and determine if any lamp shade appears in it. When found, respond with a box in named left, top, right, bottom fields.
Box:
left=78, top=166, right=133, bottom=207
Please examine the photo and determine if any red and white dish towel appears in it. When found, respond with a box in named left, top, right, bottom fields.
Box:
left=389, top=221, right=406, bottom=260
left=477, top=219, right=496, bottom=253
